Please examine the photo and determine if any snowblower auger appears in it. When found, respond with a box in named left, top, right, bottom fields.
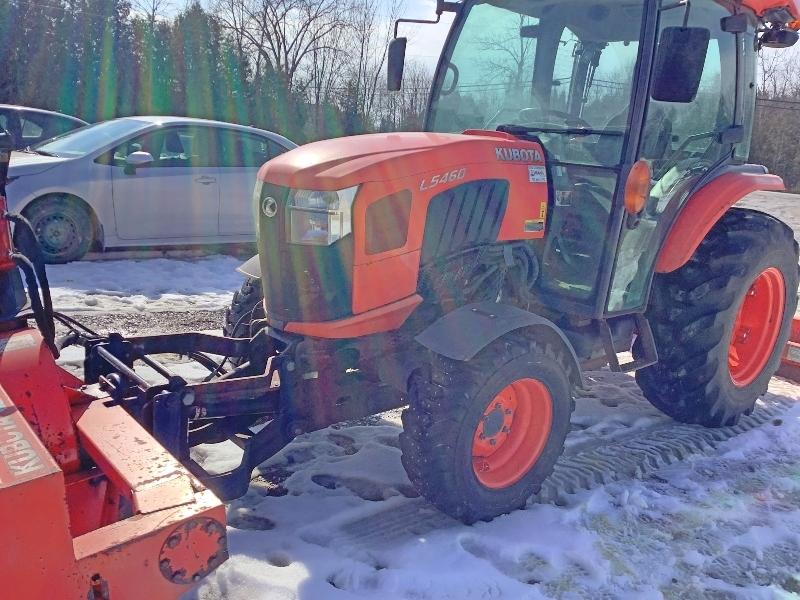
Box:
left=0, top=128, right=228, bottom=599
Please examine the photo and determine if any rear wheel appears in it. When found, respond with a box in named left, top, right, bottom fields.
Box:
left=636, top=208, right=798, bottom=426
left=400, top=334, right=574, bottom=523
left=23, top=195, right=94, bottom=263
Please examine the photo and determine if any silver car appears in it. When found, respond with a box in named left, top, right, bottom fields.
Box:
left=6, top=116, right=296, bottom=262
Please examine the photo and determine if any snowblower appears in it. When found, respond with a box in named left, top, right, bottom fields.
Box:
left=0, top=126, right=228, bottom=598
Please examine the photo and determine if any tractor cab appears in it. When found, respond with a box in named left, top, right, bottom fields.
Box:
left=391, top=0, right=795, bottom=318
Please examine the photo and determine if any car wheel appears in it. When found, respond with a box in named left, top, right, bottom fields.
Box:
left=23, top=196, right=94, bottom=263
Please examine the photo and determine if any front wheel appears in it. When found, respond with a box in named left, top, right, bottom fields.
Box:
left=23, top=196, right=94, bottom=263
left=400, top=334, right=574, bottom=523
left=636, top=208, right=799, bottom=427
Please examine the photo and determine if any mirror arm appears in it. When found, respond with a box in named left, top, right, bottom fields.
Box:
left=394, top=14, right=441, bottom=38
left=393, top=0, right=460, bottom=38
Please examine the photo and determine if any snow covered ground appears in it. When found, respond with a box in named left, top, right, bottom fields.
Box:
left=46, top=254, right=244, bottom=312
left=46, top=191, right=800, bottom=599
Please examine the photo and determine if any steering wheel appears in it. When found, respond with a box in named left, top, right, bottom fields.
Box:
left=518, top=108, right=593, bottom=129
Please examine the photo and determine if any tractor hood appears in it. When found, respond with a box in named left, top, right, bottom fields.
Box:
left=257, top=130, right=539, bottom=190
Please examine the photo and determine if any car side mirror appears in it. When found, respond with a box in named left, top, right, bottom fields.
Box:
left=651, top=26, right=710, bottom=103
left=387, top=37, right=407, bottom=91
left=125, top=151, right=153, bottom=174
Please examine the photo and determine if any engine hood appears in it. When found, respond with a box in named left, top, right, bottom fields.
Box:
left=8, top=151, right=70, bottom=176
left=258, top=130, right=541, bottom=190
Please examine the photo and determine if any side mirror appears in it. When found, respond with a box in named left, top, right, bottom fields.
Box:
left=387, top=37, right=407, bottom=91
left=760, top=28, right=799, bottom=48
left=125, top=151, right=153, bottom=167
left=651, top=27, right=710, bottom=103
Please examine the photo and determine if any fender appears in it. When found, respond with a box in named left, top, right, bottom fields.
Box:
left=655, top=169, right=785, bottom=273
left=415, top=301, right=583, bottom=387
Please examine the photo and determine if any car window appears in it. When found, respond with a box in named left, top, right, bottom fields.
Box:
left=20, top=116, right=44, bottom=140
left=37, top=119, right=149, bottom=158
left=218, top=130, right=278, bottom=168
left=112, top=126, right=220, bottom=168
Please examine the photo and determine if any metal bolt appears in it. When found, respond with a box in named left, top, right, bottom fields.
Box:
left=166, top=534, right=181, bottom=549
left=489, top=438, right=497, bottom=446
left=502, top=426, right=510, bottom=433
left=479, top=433, right=486, bottom=440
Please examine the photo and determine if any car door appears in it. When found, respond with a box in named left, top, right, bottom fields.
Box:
left=110, top=125, right=221, bottom=240
left=216, top=129, right=287, bottom=236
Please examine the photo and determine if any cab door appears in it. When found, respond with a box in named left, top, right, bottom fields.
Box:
left=110, top=125, right=220, bottom=240
left=605, top=0, right=741, bottom=313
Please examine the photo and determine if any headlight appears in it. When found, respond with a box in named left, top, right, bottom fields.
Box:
left=286, top=186, right=358, bottom=246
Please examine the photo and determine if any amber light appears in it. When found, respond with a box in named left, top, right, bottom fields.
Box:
left=624, top=160, right=651, bottom=215
left=789, top=19, right=800, bottom=30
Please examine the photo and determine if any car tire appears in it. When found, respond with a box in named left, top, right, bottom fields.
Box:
left=23, top=195, right=94, bottom=263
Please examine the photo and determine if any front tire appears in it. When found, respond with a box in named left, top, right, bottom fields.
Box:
left=224, top=276, right=265, bottom=339
left=400, top=334, right=574, bottom=523
left=23, top=196, right=94, bottom=263
left=636, top=208, right=798, bottom=427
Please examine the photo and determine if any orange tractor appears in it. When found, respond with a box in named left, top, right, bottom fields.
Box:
left=4, top=0, right=800, bottom=594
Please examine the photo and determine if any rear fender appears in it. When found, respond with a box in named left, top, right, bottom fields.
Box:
left=655, top=169, right=785, bottom=273
left=415, top=301, right=583, bottom=387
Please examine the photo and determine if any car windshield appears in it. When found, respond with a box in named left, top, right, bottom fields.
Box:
left=428, top=0, right=645, bottom=167
left=34, top=119, right=153, bottom=158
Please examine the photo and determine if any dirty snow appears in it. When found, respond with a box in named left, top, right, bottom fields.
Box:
left=45, top=191, right=800, bottom=599
left=46, top=254, right=244, bottom=312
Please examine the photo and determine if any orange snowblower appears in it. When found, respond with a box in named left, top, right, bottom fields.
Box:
left=0, top=131, right=228, bottom=598
left=779, top=317, right=800, bottom=381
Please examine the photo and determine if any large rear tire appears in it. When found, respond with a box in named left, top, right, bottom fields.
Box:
left=636, top=208, right=798, bottom=427
left=400, top=334, right=574, bottom=523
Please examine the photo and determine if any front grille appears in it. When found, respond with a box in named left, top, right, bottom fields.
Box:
left=421, top=179, right=508, bottom=264
left=257, top=183, right=353, bottom=323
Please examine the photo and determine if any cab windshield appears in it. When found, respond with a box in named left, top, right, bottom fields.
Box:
left=428, top=0, right=645, bottom=167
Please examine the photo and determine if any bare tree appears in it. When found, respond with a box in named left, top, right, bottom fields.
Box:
left=132, top=0, right=173, bottom=25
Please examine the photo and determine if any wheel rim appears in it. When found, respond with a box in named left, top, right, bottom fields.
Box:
left=36, top=212, right=78, bottom=255
left=728, top=267, right=786, bottom=388
left=471, top=378, right=553, bottom=489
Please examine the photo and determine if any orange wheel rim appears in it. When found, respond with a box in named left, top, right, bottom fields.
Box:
left=728, top=267, right=785, bottom=387
left=471, top=378, right=553, bottom=489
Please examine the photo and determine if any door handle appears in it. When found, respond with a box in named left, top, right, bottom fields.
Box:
left=195, top=176, right=216, bottom=185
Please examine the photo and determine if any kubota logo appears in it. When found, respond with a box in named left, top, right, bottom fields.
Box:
left=262, top=196, right=278, bottom=218
left=495, top=147, right=542, bottom=162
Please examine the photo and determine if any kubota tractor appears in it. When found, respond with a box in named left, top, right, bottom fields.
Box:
left=220, top=0, right=800, bottom=522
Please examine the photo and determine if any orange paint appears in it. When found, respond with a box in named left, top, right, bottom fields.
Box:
left=286, top=294, right=423, bottom=338
left=656, top=172, right=784, bottom=273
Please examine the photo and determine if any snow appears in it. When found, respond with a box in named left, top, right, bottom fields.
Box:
left=46, top=254, right=244, bottom=312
